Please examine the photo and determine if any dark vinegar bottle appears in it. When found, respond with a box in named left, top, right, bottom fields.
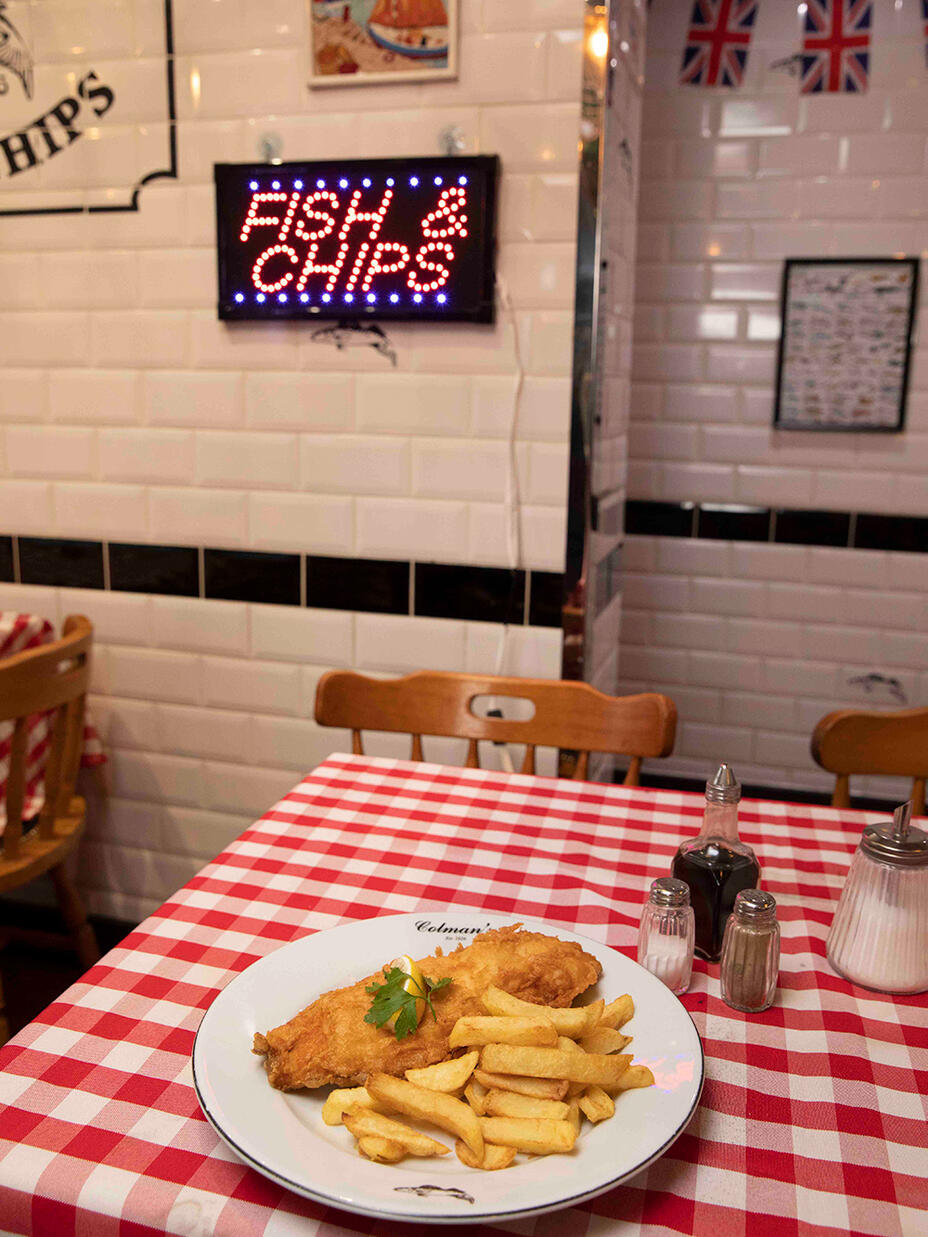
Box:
left=671, top=764, right=760, bottom=962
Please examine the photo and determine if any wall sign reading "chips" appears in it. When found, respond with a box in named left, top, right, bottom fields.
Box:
left=214, top=155, right=499, bottom=324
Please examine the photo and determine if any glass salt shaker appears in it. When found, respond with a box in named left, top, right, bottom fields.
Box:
left=637, top=877, right=695, bottom=995
left=720, top=889, right=780, bottom=1013
left=826, top=802, right=928, bottom=994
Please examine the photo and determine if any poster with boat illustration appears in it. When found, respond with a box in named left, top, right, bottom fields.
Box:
left=309, top=0, right=457, bottom=86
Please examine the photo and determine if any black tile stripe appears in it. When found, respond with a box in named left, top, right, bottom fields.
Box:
left=205, top=549, right=300, bottom=606
left=0, top=537, right=13, bottom=584
left=2, top=505, right=923, bottom=634
left=697, top=504, right=770, bottom=542
left=19, top=538, right=104, bottom=590
left=774, top=508, right=851, bottom=548
left=415, top=563, right=524, bottom=624
left=110, top=543, right=198, bottom=597
left=625, top=501, right=927, bottom=553
left=626, top=500, right=695, bottom=538
left=855, top=513, right=928, bottom=553
left=308, top=555, right=409, bottom=615
left=528, top=571, right=564, bottom=629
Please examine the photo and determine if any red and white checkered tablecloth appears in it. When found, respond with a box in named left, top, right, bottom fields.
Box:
left=0, top=612, right=105, bottom=829
left=0, top=754, right=925, bottom=1236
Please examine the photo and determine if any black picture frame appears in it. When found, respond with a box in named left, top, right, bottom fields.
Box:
left=772, top=257, right=919, bottom=433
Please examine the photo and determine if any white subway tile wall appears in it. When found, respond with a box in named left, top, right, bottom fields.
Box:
left=624, top=1, right=928, bottom=798
left=0, top=0, right=602, bottom=921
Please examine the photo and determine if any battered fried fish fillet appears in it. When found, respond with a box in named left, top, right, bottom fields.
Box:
left=253, top=924, right=602, bottom=1091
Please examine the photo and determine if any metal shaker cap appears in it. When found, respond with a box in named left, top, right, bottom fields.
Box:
left=705, top=763, right=741, bottom=805
left=860, top=801, right=928, bottom=868
left=733, top=889, right=776, bottom=919
left=649, top=877, right=690, bottom=907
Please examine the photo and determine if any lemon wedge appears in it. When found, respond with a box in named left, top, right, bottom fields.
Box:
left=388, top=954, right=427, bottom=1027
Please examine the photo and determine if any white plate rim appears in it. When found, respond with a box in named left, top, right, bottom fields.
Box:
left=192, top=912, right=704, bottom=1225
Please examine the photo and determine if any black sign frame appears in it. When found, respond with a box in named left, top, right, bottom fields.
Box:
left=773, top=256, right=919, bottom=434
left=214, top=154, right=499, bottom=325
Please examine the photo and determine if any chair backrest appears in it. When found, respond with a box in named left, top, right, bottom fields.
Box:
left=0, top=614, right=92, bottom=860
left=811, top=707, right=928, bottom=815
left=315, top=670, right=677, bottom=782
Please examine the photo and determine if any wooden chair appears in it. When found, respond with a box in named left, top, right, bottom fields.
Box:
left=314, top=670, right=677, bottom=782
left=0, top=615, right=100, bottom=1043
left=811, top=708, right=928, bottom=815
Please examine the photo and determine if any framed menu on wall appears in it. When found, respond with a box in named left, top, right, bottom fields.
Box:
left=773, top=257, right=919, bottom=433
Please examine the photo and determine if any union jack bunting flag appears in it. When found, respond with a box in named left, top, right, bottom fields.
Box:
left=679, top=1, right=758, bottom=88
left=800, top=0, right=872, bottom=93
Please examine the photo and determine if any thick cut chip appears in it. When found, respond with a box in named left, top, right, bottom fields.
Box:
left=482, top=987, right=604, bottom=1039
left=481, top=1044, right=632, bottom=1087
left=557, top=1033, right=587, bottom=1097
left=604, top=1064, right=655, bottom=1094
left=599, top=994, right=634, bottom=1029
left=464, top=1077, right=489, bottom=1115
left=484, top=1090, right=569, bottom=1120
left=474, top=1068, right=568, bottom=1101
left=454, top=1139, right=517, bottom=1170
left=449, top=1015, right=557, bottom=1049
left=357, top=1134, right=405, bottom=1162
left=481, top=1115, right=577, bottom=1155
left=321, top=1086, right=383, bottom=1126
left=580, top=1026, right=632, bottom=1055
left=405, top=1050, right=478, bottom=1092
left=577, top=1084, right=615, bottom=1123
left=365, top=1072, right=484, bottom=1160
left=343, top=1107, right=451, bottom=1156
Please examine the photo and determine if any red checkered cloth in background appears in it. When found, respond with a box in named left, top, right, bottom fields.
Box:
left=0, top=754, right=925, bottom=1236
left=0, top=612, right=105, bottom=830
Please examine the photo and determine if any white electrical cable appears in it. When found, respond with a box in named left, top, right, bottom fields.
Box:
left=487, top=273, right=526, bottom=774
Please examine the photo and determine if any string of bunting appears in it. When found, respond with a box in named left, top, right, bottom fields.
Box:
left=670, top=0, right=920, bottom=93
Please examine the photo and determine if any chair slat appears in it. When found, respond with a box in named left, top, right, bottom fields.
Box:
left=3, top=717, right=28, bottom=860
left=37, top=702, right=69, bottom=840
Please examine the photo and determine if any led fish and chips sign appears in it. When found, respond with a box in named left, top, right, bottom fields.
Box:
left=215, top=156, right=499, bottom=323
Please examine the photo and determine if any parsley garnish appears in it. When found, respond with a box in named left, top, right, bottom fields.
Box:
left=364, top=967, right=452, bottom=1040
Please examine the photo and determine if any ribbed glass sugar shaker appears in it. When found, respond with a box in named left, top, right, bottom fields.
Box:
left=826, top=802, right=928, bottom=994
left=637, top=877, right=695, bottom=995
left=719, top=889, right=780, bottom=1013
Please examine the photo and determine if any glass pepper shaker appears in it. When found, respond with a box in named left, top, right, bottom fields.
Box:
left=637, top=877, right=695, bottom=995
left=719, top=889, right=780, bottom=1012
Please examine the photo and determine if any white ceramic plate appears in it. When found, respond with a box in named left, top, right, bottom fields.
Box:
left=192, top=913, right=703, bottom=1224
